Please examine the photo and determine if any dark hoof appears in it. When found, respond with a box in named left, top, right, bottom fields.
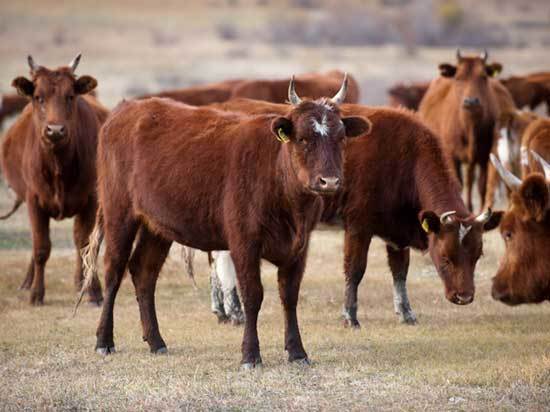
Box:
left=87, top=299, right=103, bottom=307
left=152, top=346, right=168, bottom=355
left=96, top=346, right=116, bottom=355
left=290, top=357, right=310, bottom=366
left=240, top=357, right=263, bottom=371
left=343, top=319, right=361, bottom=329
left=30, top=293, right=44, bottom=306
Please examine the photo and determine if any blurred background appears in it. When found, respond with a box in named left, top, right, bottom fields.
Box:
left=1, top=0, right=550, bottom=109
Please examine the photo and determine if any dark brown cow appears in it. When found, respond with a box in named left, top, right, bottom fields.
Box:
left=490, top=153, right=550, bottom=304
left=79, top=77, right=370, bottom=368
left=387, top=81, right=430, bottom=111
left=419, top=49, right=504, bottom=212
left=501, top=72, right=550, bottom=114
left=0, top=93, right=29, bottom=128
left=0, top=54, right=107, bottom=305
left=208, top=98, right=501, bottom=326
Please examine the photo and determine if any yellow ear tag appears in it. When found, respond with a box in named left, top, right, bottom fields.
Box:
left=421, top=219, right=430, bottom=233
left=277, top=128, right=290, bottom=143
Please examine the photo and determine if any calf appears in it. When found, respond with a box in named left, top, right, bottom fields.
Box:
left=387, top=81, right=430, bottom=111
left=80, top=77, right=370, bottom=368
left=490, top=153, right=550, bottom=304
left=0, top=54, right=107, bottom=305
left=204, top=98, right=501, bottom=326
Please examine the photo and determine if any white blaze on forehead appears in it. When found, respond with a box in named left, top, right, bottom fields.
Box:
left=311, top=113, right=329, bottom=137
left=459, top=224, right=472, bottom=244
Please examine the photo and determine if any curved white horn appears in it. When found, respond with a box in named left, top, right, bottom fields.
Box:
left=27, top=55, right=39, bottom=73
left=288, top=75, right=302, bottom=106
left=68, top=53, right=82, bottom=74
left=475, top=208, right=492, bottom=224
left=530, top=150, right=550, bottom=180
left=331, top=72, right=348, bottom=105
left=480, top=49, right=488, bottom=62
left=490, top=153, right=521, bottom=190
left=440, top=210, right=457, bottom=224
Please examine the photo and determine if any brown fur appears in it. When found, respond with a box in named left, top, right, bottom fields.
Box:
left=501, top=72, right=550, bottom=114
left=387, top=81, right=430, bottom=110
left=519, top=118, right=550, bottom=177
left=0, top=62, right=107, bottom=305
left=0, top=93, right=29, bottom=128
left=85, top=95, right=370, bottom=366
left=136, top=79, right=243, bottom=105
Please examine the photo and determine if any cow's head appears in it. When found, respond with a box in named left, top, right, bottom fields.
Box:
left=438, top=49, right=502, bottom=114
left=11, top=54, right=97, bottom=148
left=271, top=74, right=371, bottom=194
left=419, top=209, right=502, bottom=304
left=490, top=153, right=550, bottom=305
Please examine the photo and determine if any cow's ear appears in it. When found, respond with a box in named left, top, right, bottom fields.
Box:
left=419, top=210, right=441, bottom=234
left=74, top=75, right=97, bottom=95
left=483, top=211, right=504, bottom=231
left=12, top=77, right=34, bottom=97
left=342, top=116, right=372, bottom=138
left=486, top=62, right=503, bottom=77
left=519, top=175, right=549, bottom=222
left=438, top=63, right=456, bottom=78
left=271, top=116, right=293, bottom=143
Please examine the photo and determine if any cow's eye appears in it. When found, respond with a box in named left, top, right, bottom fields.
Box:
left=503, top=231, right=512, bottom=241
left=35, top=96, right=44, bottom=104
left=297, top=137, right=307, bottom=145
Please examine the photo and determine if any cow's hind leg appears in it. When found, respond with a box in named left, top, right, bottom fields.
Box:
left=18, top=258, right=34, bottom=290
left=387, top=245, right=416, bottom=324
left=465, top=162, right=476, bottom=211
left=342, top=229, right=371, bottom=328
left=214, top=251, right=244, bottom=325
left=128, top=227, right=171, bottom=354
left=477, top=162, right=488, bottom=213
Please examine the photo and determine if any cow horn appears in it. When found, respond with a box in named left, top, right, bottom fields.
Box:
left=530, top=150, right=550, bottom=180
left=288, top=75, right=302, bottom=106
left=27, top=55, right=39, bottom=74
left=475, top=208, right=492, bottom=224
left=440, top=210, right=457, bottom=224
left=68, top=53, right=82, bottom=74
left=331, top=72, right=348, bottom=105
left=480, top=49, right=488, bottom=62
left=490, top=153, right=521, bottom=190
left=456, top=48, right=462, bottom=60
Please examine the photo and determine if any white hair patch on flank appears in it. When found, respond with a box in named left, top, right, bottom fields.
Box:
left=312, top=113, right=329, bottom=137
left=521, top=146, right=529, bottom=166
left=497, top=129, right=510, bottom=166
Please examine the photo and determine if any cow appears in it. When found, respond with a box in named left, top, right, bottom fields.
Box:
left=501, top=72, right=550, bottom=115
left=0, top=93, right=29, bottom=129
left=518, top=118, right=550, bottom=177
left=0, top=54, right=107, bottom=305
left=419, top=49, right=504, bottom=212
left=197, top=98, right=502, bottom=327
left=490, top=153, right=550, bottom=305
left=387, top=81, right=430, bottom=111
left=78, top=76, right=371, bottom=368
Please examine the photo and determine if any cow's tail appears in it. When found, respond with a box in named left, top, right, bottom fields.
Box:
left=0, top=197, right=23, bottom=220
left=181, top=246, right=198, bottom=290
left=73, top=209, right=104, bottom=316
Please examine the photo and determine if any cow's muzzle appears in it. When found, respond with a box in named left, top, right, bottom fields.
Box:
left=310, top=175, right=341, bottom=194
left=45, top=124, right=67, bottom=142
left=462, top=97, right=481, bottom=110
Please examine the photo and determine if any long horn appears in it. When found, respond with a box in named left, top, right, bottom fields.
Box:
left=490, top=153, right=521, bottom=190
left=475, top=208, right=492, bottom=224
left=331, top=72, right=348, bottom=105
left=456, top=48, right=462, bottom=60
left=68, top=53, right=82, bottom=74
left=288, top=75, right=302, bottom=106
left=480, top=49, right=488, bottom=62
left=530, top=150, right=550, bottom=180
left=27, top=55, right=39, bottom=74
left=440, top=210, right=457, bottom=224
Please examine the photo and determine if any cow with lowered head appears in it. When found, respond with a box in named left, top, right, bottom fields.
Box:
left=0, top=54, right=107, bottom=305
left=419, top=49, right=503, bottom=212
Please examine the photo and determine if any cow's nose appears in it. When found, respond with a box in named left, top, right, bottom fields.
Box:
left=453, top=292, right=474, bottom=305
left=317, top=176, right=341, bottom=192
left=491, top=285, right=508, bottom=302
left=463, top=97, right=481, bottom=108
left=46, top=124, right=66, bottom=140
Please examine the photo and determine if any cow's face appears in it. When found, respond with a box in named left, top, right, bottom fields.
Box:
left=420, top=210, right=502, bottom=305
left=11, top=54, right=97, bottom=148
left=270, top=75, right=371, bottom=195
left=438, top=49, right=502, bottom=114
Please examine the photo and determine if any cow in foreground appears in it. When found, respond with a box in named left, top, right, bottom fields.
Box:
left=0, top=54, right=107, bottom=305
left=490, top=153, right=550, bottom=304
left=80, top=77, right=371, bottom=368
left=419, top=49, right=504, bottom=212
left=203, top=98, right=501, bottom=326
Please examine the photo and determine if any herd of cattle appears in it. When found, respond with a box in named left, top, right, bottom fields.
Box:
left=0, top=49, right=549, bottom=369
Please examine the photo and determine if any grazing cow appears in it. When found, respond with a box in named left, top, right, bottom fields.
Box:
left=501, top=72, right=550, bottom=114
left=0, top=93, right=29, bottom=128
left=79, top=77, right=371, bottom=368
left=419, top=49, right=504, bottom=212
left=490, top=153, right=550, bottom=304
left=0, top=54, right=107, bottom=305
left=203, top=98, right=501, bottom=326
left=387, top=81, right=430, bottom=111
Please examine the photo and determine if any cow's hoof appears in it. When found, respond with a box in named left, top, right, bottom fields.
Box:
left=30, top=294, right=44, bottom=306
left=87, top=299, right=103, bottom=307
left=343, top=319, right=361, bottom=329
left=96, top=346, right=116, bottom=356
left=240, top=358, right=263, bottom=371
left=399, top=311, right=417, bottom=325
left=290, top=357, right=310, bottom=366
left=153, top=346, right=168, bottom=355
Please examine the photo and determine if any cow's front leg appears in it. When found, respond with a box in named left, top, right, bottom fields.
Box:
left=386, top=245, right=416, bottom=324
left=27, top=196, right=51, bottom=305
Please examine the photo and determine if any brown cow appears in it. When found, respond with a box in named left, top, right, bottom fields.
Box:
left=0, top=93, right=29, bottom=128
left=501, top=72, right=550, bottom=114
left=490, top=153, right=550, bottom=304
left=207, top=98, right=501, bottom=326
left=231, top=70, right=360, bottom=104
left=79, top=77, right=371, bottom=368
left=387, top=81, right=430, bottom=111
left=519, top=118, right=550, bottom=177
left=0, top=54, right=107, bottom=305
left=419, top=49, right=504, bottom=212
